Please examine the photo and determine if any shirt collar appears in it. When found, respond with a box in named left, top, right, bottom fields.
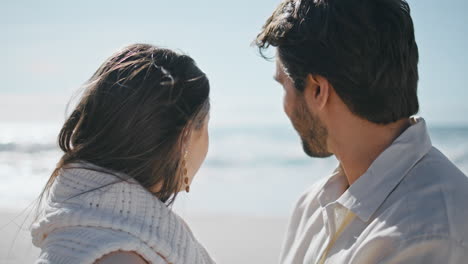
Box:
left=336, top=116, right=433, bottom=222
left=317, top=165, right=348, bottom=208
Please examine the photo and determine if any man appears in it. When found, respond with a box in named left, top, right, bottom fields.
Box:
left=255, top=0, right=468, bottom=263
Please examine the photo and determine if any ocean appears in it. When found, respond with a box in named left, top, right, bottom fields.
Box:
left=1, top=119, right=467, bottom=217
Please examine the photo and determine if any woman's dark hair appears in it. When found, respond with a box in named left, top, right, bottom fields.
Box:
left=39, top=43, right=210, bottom=206
left=255, top=0, right=419, bottom=124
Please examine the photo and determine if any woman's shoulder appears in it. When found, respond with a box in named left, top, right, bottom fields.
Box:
left=35, top=226, right=170, bottom=264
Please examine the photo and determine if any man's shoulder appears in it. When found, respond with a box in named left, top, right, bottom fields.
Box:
left=404, top=146, right=468, bottom=196
left=412, top=146, right=467, bottom=180
left=376, top=147, right=468, bottom=242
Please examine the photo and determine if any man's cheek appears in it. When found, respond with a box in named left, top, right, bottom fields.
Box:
left=283, top=92, right=294, bottom=119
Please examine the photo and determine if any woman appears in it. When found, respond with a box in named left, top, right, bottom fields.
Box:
left=31, top=44, right=215, bottom=264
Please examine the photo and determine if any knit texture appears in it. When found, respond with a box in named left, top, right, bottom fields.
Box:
left=31, top=162, right=216, bottom=264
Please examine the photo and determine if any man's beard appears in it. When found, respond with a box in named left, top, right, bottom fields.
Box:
left=292, top=99, right=333, bottom=158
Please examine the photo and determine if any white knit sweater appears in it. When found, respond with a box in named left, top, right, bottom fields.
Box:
left=31, top=162, right=216, bottom=264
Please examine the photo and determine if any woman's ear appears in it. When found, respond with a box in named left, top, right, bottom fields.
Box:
left=303, top=74, right=330, bottom=111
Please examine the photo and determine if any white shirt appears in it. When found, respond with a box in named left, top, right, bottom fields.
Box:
left=280, top=117, right=468, bottom=264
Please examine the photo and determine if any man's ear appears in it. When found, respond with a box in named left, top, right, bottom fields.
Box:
left=304, top=74, right=330, bottom=111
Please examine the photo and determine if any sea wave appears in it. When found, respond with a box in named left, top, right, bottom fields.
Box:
left=0, top=142, right=58, bottom=153
left=0, top=122, right=467, bottom=215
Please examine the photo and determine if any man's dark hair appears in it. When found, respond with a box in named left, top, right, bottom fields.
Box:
left=255, top=0, right=419, bottom=124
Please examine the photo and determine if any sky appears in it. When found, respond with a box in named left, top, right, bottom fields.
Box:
left=1, top=0, right=467, bottom=125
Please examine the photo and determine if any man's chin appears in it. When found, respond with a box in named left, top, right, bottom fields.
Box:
left=302, top=141, right=333, bottom=158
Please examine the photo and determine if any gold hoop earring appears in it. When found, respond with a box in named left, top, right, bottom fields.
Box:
left=183, top=150, right=190, bottom=193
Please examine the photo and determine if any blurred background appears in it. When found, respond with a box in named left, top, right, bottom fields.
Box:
left=1, top=0, right=467, bottom=263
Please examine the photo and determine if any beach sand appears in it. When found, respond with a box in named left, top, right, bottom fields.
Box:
left=0, top=209, right=288, bottom=264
